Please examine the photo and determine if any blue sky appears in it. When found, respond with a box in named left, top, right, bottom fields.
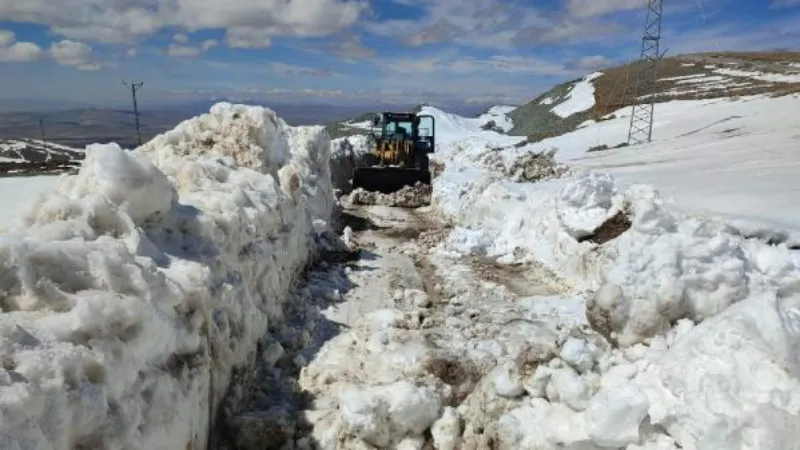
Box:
left=0, top=0, right=799, bottom=109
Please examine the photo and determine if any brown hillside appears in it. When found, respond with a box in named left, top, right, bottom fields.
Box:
left=590, top=51, right=800, bottom=118
left=509, top=51, right=800, bottom=137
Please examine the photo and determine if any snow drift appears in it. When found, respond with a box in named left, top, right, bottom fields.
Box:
left=425, top=100, right=800, bottom=448
left=0, top=103, right=333, bottom=449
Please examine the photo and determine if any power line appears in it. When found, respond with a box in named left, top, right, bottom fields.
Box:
left=122, top=80, right=144, bottom=146
left=627, top=0, right=665, bottom=146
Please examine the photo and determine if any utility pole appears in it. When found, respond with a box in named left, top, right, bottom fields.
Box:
left=123, top=80, right=144, bottom=146
left=39, top=117, right=45, bottom=141
left=627, top=0, right=664, bottom=146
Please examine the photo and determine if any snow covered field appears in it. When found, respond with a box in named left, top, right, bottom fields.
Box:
left=484, top=94, right=800, bottom=244
left=0, top=104, right=334, bottom=449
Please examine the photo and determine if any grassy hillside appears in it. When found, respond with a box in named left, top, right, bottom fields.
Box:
left=509, top=51, right=800, bottom=139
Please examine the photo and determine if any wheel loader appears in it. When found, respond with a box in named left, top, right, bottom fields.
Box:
left=352, top=111, right=435, bottom=194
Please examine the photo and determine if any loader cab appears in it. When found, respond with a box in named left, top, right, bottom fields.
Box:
left=372, top=112, right=435, bottom=154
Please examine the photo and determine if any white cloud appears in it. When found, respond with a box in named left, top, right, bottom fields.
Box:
left=366, top=0, right=545, bottom=50
left=564, top=0, right=645, bottom=19
left=166, top=39, right=217, bottom=58
left=127, top=48, right=138, bottom=57
left=376, top=52, right=575, bottom=77
left=0, top=41, right=45, bottom=62
left=174, top=33, right=189, bottom=43
left=364, top=0, right=647, bottom=50
left=0, top=29, right=45, bottom=62
left=49, top=40, right=100, bottom=70
left=201, top=39, right=217, bottom=51
left=224, top=28, right=274, bottom=48
left=0, top=0, right=367, bottom=44
left=0, top=29, right=14, bottom=47
left=267, top=62, right=336, bottom=77
left=568, top=55, right=614, bottom=71
left=166, top=44, right=201, bottom=58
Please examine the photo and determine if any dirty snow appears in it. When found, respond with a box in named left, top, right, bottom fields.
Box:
left=0, top=103, right=333, bottom=449
left=551, top=72, right=603, bottom=118
left=346, top=182, right=432, bottom=208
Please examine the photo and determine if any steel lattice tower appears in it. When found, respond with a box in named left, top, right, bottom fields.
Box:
left=627, top=0, right=664, bottom=145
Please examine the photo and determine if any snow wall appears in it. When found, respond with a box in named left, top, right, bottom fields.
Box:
left=0, top=103, right=334, bottom=449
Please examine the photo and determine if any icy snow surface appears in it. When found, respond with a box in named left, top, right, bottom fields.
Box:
left=551, top=72, right=603, bottom=118
left=417, top=97, right=800, bottom=449
left=0, top=103, right=333, bottom=449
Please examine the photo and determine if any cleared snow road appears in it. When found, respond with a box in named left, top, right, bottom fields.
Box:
left=213, top=200, right=581, bottom=449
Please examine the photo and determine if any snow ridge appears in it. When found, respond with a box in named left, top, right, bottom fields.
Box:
left=0, top=103, right=333, bottom=449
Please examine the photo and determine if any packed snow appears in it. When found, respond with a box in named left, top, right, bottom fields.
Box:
left=0, top=103, right=334, bottom=449
left=551, top=72, right=603, bottom=118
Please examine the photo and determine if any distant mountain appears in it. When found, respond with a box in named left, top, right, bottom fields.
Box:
left=0, top=138, right=84, bottom=176
left=508, top=51, right=800, bottom=141
left=0, top=97, right=95, bottom=113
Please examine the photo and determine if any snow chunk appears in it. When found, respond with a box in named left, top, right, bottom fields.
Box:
left=431, top=407, right=461, bottom=450
left=584, top=385, right=649, bottom=447
left=58, top=143, right=175, bottom=224
left=548, top=366, right=591, bottom=410
left=490, top=362, right=525, bottom=398
left=338, top=381, right=442, bottom=447
left=559, top=337, right=601, bottom=373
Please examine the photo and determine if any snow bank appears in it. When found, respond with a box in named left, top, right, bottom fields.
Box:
left=436, top=165, right=800, bottom=342
left=427, top=100, right=800, bottom=447
left=0, top=103, right=333, bottom=449
left=493, top=285, right=800, bottom=450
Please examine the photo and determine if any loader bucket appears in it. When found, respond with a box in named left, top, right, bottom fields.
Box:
left=352, top=167, right=431, bottom=194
